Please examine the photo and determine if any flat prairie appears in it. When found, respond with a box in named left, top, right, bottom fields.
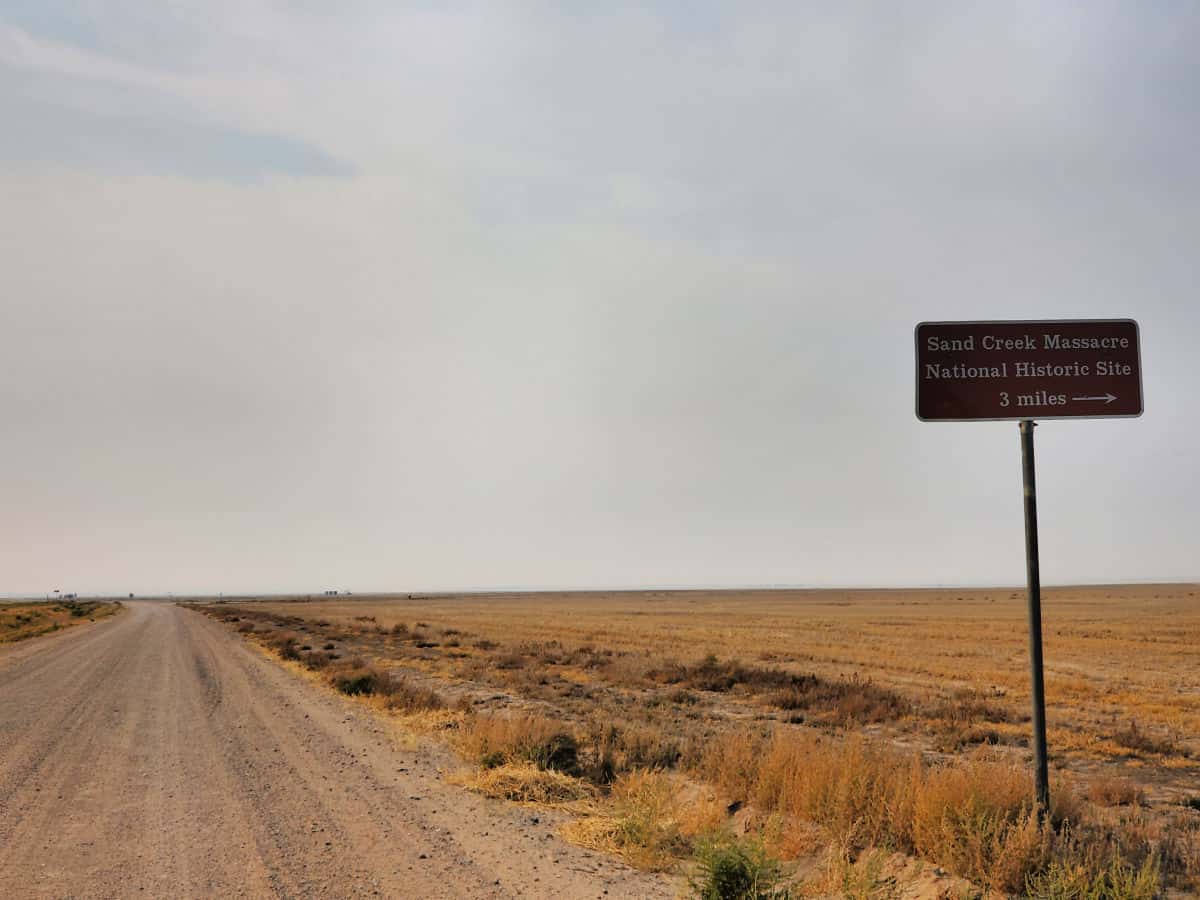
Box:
left=207, top=584, right=1200, bottom=894
left=249, top=585, right=1199, bottom=765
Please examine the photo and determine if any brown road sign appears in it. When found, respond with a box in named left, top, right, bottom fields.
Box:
left=916, top=319, right=1142, bottom=421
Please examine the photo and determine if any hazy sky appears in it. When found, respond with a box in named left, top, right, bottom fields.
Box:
left=3, top=3, right=1198, bottom=595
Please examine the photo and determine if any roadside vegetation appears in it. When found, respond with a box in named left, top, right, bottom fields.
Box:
left=195, top=591, right=1200, bottom=897
left=0, top=600, right=121, bottom=643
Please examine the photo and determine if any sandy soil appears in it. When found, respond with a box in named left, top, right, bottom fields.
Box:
left=0, top=602, right=678, bottom=899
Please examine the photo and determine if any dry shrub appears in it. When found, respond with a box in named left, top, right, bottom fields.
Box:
left=300, top=649, right=335, bottom=670
left=1058, top=806, right=1200, bottom=890
left=648, top=654, right=795, bottom=692
left=584, top=719, right=683, bottom=783
left=1087, top=775, right=1146, bottom=807
left=909, top=756, right=1053, bottom=891
left=767, top=816, right=827, bottom=860
left=933, top=689, right=1020, bottom=725
left=377, top=675, right=444, bottom=713
left=769, top=674, right=910, bottom=724
left=1111, top=720, right=1180, bottom=757
left=317, top=661, right=444, bottom=709
left=931, top=721, right=1026, bottom=753
left=574, top=645, right=615, bottom=670
left=702, top=730, right=768, bottom=804
left=515, top=640, right=566, bottom=666
left=265, top=630, right=302, bottom=660
left=648, top=655, right=909, bottom=724
left=453, top=763, right=593, bottom=804
left=699, top=730, right=1090, bottom=893
left=1026, top=853, right=1160, bottom=900
left=458, top=714, right=579, bottom=774
left=562, top=771, right=692, bottom=870
left=600, top=654, right=652, bottom=684
left=753, top=732, right=919, bottom=850
left=329, top=664, right=381, bottom=696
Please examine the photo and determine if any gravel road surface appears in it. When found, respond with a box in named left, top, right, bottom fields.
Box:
left=0, top=602, right=679, bottom=899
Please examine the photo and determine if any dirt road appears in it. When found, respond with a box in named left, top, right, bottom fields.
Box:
left=0, top=602, right=678, bottom=899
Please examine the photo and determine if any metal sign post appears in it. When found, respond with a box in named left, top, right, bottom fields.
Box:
left=1019, top=419, right=1050, bottom=812
left=915, top=319, right=1143, bottom=815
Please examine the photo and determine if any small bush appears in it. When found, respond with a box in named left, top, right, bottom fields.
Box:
left=330, top=666, right=381, bottom=695
left=265, top=630, right=302, bottom=660
left=689, top=834, right=790, bottom=899
left=301, top=650, right=334, bottom=670
left=480, top=751, right=505, bottom=769
left=768, top=674, right=909, bottom=724
left=585, top=720, right=682, bottom=782
left=1087, top=776, right=1145, bottom=808
left=700, top=731, right=1080, bottom=892
left=1111, top=721, right=1179, bottom=757
left=1025, top=853, right=1160, bottom=900
left=280, top=642, right=301, bottom=661
left=933, top=689, right=1019, bottom=725
left=529, top=732, right=579, bottom=772
left=649, top=656, right=908, bottom=723
left=377, top=675, right=444, bottom=712
left=564, top=771, right=693, bottom=871
left=932, top=721, right=1024, bottom=752
left=459, top=714, right=580, bottom=774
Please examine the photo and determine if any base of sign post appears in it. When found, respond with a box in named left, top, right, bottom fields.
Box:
left=1020, top=420, right=1051, bottom=814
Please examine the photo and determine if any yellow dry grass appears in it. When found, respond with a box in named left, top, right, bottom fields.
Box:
left=561, top=770, right=723, bottom=871
left=447, top=762, right=595, bottom=805
left=0, top=600, right=121, bottom=643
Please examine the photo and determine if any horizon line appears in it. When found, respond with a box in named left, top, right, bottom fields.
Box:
left=5, top=578, right=1198, bottom=602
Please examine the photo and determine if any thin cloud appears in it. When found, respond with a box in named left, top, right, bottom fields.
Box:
left=1, top=4, right=1197, bottom=594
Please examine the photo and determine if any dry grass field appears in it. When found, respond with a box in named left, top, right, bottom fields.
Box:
left=0, top=599, right=121, bottom=643
left=198, top=585, right=1200, bottom=897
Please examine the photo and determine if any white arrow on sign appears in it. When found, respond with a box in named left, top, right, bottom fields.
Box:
left=1071, top=393, right=1117, bottom=404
